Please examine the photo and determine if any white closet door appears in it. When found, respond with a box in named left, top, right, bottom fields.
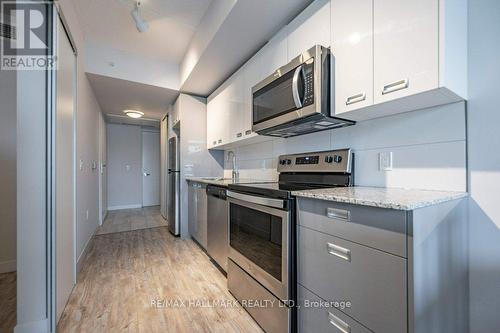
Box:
left=56, top=18, right=76, bottom=322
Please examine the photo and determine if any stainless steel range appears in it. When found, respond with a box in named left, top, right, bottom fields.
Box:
left=226, top=148, right=354, bottom=333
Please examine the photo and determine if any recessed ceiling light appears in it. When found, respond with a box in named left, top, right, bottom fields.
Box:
left=123, top=110, right=144, bottom=119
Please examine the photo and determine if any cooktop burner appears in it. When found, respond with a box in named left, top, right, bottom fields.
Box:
left=227, top=149, right=354, bottom=199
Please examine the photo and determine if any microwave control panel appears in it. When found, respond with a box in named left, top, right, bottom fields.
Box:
left=302, top=62, right=315, bottom=106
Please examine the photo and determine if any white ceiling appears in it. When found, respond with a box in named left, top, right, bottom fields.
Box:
left=72, top=0, right=213, bottom=63
left=86, top=73, right=178, bottom=120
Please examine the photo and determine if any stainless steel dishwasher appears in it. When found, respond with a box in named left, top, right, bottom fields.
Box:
left=206, top=185, right=228, bottom=273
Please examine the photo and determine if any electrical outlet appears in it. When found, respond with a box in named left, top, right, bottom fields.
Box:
left=379, top=152, right=393, bottom=171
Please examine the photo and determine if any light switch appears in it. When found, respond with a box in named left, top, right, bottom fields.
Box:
left=379, top=152, right=393, bottom=171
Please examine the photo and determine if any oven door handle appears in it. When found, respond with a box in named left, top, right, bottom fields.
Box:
left=292, top=65, right=304, bottom=109
left=226, top=191, right=285, bottom=209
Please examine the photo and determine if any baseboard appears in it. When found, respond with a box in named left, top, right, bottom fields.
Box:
left=0, top=259, right=16, bottom=273
left=14, top=318, right=49, bottom=333
left=107, top=204, right=142, bottom=211
left=76, top=228, right=96, bottom=276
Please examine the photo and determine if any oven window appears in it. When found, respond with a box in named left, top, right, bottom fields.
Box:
left=253, top=66, right=303, bottom=124
left=230, top=203, right=282, bottom=281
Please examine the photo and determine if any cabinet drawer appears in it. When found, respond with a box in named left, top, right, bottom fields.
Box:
left=298, top=226, right=407, bottom=333
left=299, top=285, right=372, bottom=333
left=297, top=198, right=406, bottom=257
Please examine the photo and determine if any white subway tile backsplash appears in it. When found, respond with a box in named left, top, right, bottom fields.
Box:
left=353, top=141, right=466, bottom=191
left=224, top=102, right=467, bottom=192
left=281, top=130, right=331, bottom=154
left=331, top=102, right=466, bottom=150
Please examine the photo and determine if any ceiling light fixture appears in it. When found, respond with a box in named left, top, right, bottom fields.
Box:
left=123, top=110, right=145, bottom=119
left=131, top=1, right=149, bottom=33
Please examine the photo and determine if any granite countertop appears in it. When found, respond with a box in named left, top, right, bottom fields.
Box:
left=185, top=177, right=275, bottom=187
left=291, top=186, right=468, bottom=210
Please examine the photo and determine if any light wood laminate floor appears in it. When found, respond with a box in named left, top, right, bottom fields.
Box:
left=57, top=226, right=263, bottom=332
left=0, top=272, right=16, bottom=333
left=96, top=206, right=167, bottom=235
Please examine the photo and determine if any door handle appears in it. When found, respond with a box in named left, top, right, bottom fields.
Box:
left=326, top=208, right=350, bottom=221
left=345, top=92, right=366, bottom=105
left=292, top=65, right=304, bottom=108
left=144, top=172, right=151, bottom=176
left=328, top=312, right=351, bottom=333
left=327, top=242, right=351, bottom=262
left=381, top=78, right=409, bottom=95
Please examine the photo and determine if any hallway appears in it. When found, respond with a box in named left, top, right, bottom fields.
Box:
left=57, top=226, right=262, bottom=332
left=95, top=206, right=167, bottom=235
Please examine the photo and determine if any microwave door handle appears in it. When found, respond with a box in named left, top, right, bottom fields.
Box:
left=292, top=65, right=304, bottom=108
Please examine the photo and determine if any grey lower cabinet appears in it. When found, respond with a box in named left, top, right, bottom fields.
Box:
left=187, top=181, right=207, bottom=249
left=297, top=197, right=468, bottom=333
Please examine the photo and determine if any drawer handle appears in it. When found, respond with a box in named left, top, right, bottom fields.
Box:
left=326, top=208, right=350, bottom=221
left=218, top=139, right=222, bottom=144
left=382, top=78, right=409, bottom=95
left=328, top=312, right=351, bottom=333
left=236, top=132, right=242, bottom=138
left=345, top=92, right=366, bottom=105
left=327, top=242, right=351, bottom=262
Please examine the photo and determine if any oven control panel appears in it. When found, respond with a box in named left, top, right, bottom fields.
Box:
left=278, top=149, right=352, bottom=173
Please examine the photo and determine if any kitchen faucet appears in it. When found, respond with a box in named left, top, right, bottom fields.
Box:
left=227, top=151, right=239, bottom=181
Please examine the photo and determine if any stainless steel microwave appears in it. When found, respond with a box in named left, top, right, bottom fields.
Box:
left=252, top=45, right=355, bottom=137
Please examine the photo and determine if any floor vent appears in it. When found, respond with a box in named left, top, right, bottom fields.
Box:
left=0, top=22, right=16, bottom=40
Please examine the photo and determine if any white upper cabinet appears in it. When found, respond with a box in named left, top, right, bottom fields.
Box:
left=260, top=26, right=288, bottom=79
left=331, top=0, right=373, bottom=115
left=287, top=0, right=331, bottom=61
left=331, top=0, right=466, bottom=120
left=206, top=94, right=218, bottom=149
left=373, top=0, right=438, bottom=104
left=227, top=67, right=246, bottom=141
left=242, top=55, right=262, bottom=137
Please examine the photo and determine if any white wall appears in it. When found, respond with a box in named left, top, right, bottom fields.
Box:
left=57, top=0, right=103, bottom=267
left=225, top=102, right=467, bottom=192
left=107, top=124, right=143, bottom=210
left=468, top=0, right=500, bottom=331
left=0, top=68, right=16, bottom=274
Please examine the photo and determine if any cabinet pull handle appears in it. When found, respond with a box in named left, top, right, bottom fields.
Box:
left=212, top=141, right=217, bottom=145
left=245, top=130, right=252, bottom=135
left=236, top=132, right=242, bottom=138
left=345, top=93, right=366, bottom=105
left=382, top=78, right=409, bottom=95
left=326, top=208, right=350, bottom=221
left=327, top=242, right=351, bottom=262
left=218, top=139, right=222, bottom=144
left=328, top=312, right=351, bottom=333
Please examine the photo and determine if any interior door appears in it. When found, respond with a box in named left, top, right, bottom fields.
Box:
left=142, top=130, right=160, bottom=207
left=56, top=18, right=76, bottom=322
